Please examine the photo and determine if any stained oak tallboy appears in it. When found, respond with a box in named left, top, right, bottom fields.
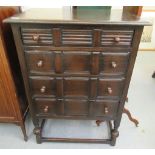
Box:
left=4, top=8, right=150, bottom=145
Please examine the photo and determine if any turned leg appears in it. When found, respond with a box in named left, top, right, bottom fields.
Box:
left=110, top=121, right=119, bottom=146
left=19, top=122, right=28, bottom=141
left=123, top=108, right=139, bottom=127
left=152, top=71, right=155, bottom=78
left=33, top=127, right=42, bottom=144
left=33, top=119, right=42, bottom=144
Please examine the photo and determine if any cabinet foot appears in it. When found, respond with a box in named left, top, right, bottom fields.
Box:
left=111, top=130, right=119, bottom=146
left=33, top=127, right=42, bottom=144
left=33, top=119, right=46, bottom=144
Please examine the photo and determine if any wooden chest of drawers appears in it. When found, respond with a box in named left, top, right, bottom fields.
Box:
left=4, top=8, right=150, bottom=145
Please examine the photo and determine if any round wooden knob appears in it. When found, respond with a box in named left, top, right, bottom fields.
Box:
left=32, top=34, right=40, bottom=41
left=108, top=87, right=112, bottom=94
left=114, top=36, right=120, bottom=42
left=111, top=61, right=117, bottom=68
left=37, top=60, right=43, bottom=67
left=104, top=107, right=109, bottom=114
left=40, top=86, right=46, bottom=93
left=44, top=105, right=49, bottom=113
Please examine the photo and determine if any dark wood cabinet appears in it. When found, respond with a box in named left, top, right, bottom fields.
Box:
left=0, top=7, right=28, bottom=141
left=4, top=8, right=150, bottom=145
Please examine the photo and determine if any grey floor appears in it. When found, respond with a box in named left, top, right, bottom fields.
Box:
left=0, top=51, right=155, bottom=149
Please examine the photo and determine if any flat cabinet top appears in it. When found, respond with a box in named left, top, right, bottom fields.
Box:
left=4, top=8, right=151, bottom=26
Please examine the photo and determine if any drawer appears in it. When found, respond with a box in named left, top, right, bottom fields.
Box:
left=21, top=28, right=53, bottom=45
left=101, top=30, right=134, bottom=47
left=98, top=78, right=125, bottom=99
left=34, top=97, right=118, bottom=118
left=29, top=76, right=124, bottom=99
left=93, top=100, right=118, bottom=118
left=62, top=29, right=93, bottom=46
left=25, top=50, right=129, bottom=76
left=29, top=76, right=56, bottom=97
left=100, top=52, right=129, bottom=76
left=25, top=50, right=55, bottom=74
left=34, top=98, right=89, bottom=116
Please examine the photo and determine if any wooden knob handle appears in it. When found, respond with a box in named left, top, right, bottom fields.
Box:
left=112, top=61, right=117, bottom=68
left=40, top=86, right=46, bottom=93
left=32, top=34, right=40, bottom=41
left=44, top=105, right=49, bottom=113
left=114, top=36, right=120, bottom=42
left=104, top=106, right=109, bottom=114
left=37, top=60, right=43, bottom=67
left=108, top=87, right=112, bottom=94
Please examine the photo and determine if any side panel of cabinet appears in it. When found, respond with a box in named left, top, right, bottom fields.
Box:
left=0, top=32, right=19, bottom=121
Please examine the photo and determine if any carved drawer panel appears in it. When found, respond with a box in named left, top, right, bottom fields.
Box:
left=29, top=76, right=56, bottom=97
left=101, top=30, right=134, bottom=47
left=100, top=52, right=129, bottom=76
left=93, top=100, right=118, bottom=118
left=62, top=29, right=93, bottom=46
left=64, top=77, right=90, bottom=98
left=25, top=50, right=55, bottom=74
left=63, top=51, right=91, bottom=74
left=98, top=78, right=125, bottom=99
left=21, top=28, right=53, bottom=45
left=64, top=99, right=89, bottom=116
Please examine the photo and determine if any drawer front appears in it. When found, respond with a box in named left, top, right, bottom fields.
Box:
left=98, top=78, right=125, bottom=99
left=25, top=51, right=55, bottom=74
left=21, top=28, right=53, bottom=45
left=101, top=30, right=134, bottom=47
left=62, top=29, right=93, bottom=46
left=100, top=52, right=129, bottom=76
left=29, top=76, right=56, bottom=97
left=25, top=50, right=129, bottom=76
left=34, top=97, right=118, bottom=118
left=29, top=76, right=124, bottom=99
left=20, top=26, right=134, bottom=47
